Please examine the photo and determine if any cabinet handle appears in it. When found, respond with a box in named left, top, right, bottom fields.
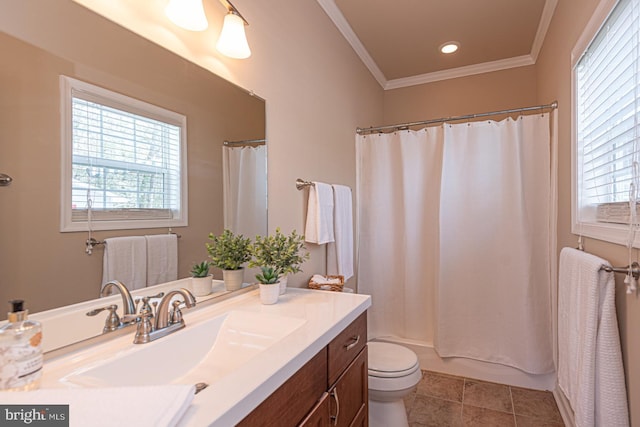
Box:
left=330, top=388, right=340, bottom=426
left=344, top=335, right=360, bottom=351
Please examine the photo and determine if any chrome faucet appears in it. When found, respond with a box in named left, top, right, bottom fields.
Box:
left=126, top=288, right=196, bottom=344
left=100, top=280, right=136, bottom=316
left=155, top=288, right=196, bottom=330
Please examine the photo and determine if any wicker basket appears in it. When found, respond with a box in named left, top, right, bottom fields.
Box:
left=308, top=275, right=345, bottom=292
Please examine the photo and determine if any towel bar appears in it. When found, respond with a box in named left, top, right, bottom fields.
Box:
left=296, top=178, right=315, bottom=190
left=600, top=261, right=640, bottom=279
left=86, top=233, right=181, bottom=254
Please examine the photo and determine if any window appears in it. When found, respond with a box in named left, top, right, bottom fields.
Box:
left=573, top=0, right=640, bottom=246
left=60, top=76, right=188, bottom=232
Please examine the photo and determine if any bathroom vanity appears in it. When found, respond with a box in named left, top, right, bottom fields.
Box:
left=239, top=311, right=368, bottom=426
left=38, top=287, right=371, bottom=426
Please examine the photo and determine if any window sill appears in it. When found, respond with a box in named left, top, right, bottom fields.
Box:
left=572, top=220, right=640, bottom=248
left=60, top=217, right=187, bottom=233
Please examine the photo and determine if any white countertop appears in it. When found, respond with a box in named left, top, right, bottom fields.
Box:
left=41, top=288, right=371, bottom=426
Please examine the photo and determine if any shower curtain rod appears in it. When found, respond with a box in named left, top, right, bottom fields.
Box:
left=223, top=138, right=266, bottom=146
left=356, top=101, right=558, bottom=135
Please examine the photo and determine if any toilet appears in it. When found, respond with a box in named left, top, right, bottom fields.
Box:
left=367, top=341, right=422, bottom=427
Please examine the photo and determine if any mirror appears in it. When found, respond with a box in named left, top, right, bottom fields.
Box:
left=0, top=1, right=266, bottom=321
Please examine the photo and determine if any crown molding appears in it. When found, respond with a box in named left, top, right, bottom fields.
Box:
left=384, top=55, right=535, bottom=90
left=316, top=0, right=387, bottom=87
left=531, top=0, right=558, bottom=61
left=318, top=0, right=556, bottom=90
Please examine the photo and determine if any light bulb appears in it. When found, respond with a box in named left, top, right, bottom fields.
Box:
left=216, top=13, right=251, bottom=59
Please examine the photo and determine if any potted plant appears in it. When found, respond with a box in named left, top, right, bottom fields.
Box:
left=271, top=228, right=310, bottom=294
left=249, top=228, right=310, bottom=301
left=190, top=261, right=212, bottom=296
left=206, top=229, right=252, bottom=291
left=255, top=266, right=280, bottom=304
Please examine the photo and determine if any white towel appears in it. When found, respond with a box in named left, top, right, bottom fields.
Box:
left=304, top=182, right=335, bottom=244
left=558, top=247, right=629, bottom=427
left=311, top=274, right=342, bottom=284
left=145, top=234, right=178, bottom=286
left=0, top=385, right=194, bottom=427
left=102, top=236, right=147, bottom=290
left=327, top=184, right=354, bottom=280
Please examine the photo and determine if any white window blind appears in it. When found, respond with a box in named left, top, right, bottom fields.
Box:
left=574, top=0, right=640, bottom=244
left=60, top=76, right=188, bottom=232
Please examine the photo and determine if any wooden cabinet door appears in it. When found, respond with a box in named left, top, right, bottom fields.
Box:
left=299, top=392, right=331, bottom=427
left=238, top=348, right=328, bottom=427
left=330, top=347, right=368, bottom=427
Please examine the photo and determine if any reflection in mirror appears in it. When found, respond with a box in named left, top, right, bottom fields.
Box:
left=222, top=139, right=268, bottom=283
left=222, top=140, right=267, bottom=237
left=0, top=0, right=266, bottom=325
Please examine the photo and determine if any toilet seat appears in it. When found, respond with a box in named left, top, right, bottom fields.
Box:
left=368, top=342, right=420, bottom=378
left=367, top=342, right=421, bottom=427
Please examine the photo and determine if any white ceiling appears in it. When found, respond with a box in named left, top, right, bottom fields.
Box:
left=317, top=0, right=558, bottom=90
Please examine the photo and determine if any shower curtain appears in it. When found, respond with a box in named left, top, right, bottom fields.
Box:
left=222, top=145, right=267, bottom=239
left=357, top=113, right=555, bottom=374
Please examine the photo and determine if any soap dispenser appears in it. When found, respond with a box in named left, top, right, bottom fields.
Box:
left=0, top=300, right=43, bottom=391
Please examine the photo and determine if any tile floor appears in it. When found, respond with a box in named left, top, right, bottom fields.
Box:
left=404, top=370, right=565, bottom=427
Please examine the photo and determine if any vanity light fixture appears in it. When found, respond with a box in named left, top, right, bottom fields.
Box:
left=440, top=41, right=460, bottom=54
left=215, top=0, right=251, bottom=59
left=165, top=0, right=209, bottom=31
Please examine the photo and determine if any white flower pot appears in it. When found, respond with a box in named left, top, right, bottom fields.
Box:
left=191, top=276, right=212, bottom=296
left=223, top=268, right=244, bottom=291
left=259, top=282, right=280, bottom=305
left=279, top=274, right=289, bottom=295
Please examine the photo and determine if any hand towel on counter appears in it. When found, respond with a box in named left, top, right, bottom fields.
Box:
left=310, top=274, right=343, bottom=285
left=145, top=234, right=178, bottom=286
left=102, top=236, right=147, bottom=290
left=304, top=182, right=335, bottom=244
left=1, top=384, right=195, bottom=427
left=327, top=184, right=354, bottom=280
left=558, top=247, right=629, bottom=427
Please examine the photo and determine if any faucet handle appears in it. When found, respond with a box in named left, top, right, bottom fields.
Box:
left=86, top=304, right=121, bottom=333
left=169, top=300, right=184, bottom=325
left=144, top=292, right=165, bottom=299
left=136, top=292, right=165, bottom=315
left=132, top=308, right=154, bottom=344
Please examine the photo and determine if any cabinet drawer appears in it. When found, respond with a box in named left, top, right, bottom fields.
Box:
left=328, top=312, right=367, bottom=386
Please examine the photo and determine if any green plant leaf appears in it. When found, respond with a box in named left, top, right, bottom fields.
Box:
left=190, top=260, right=210, bottom=277
left=248, top=227, right=310, bottom=277
left=206, top=229, right=251, bottom=270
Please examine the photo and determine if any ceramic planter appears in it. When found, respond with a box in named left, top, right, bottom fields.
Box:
left=223, top=268, right=244, bottom=291
left=279, top=274, right=289, bottom=295
left=259, top=282, right=280, bottom=305
left=191, top=276, right=212, bottom=296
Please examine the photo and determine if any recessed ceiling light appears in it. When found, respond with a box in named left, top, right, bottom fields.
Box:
left=440, top=42, right=460, bottom=54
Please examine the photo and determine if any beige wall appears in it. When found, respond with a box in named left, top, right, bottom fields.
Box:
left=537, top=0, right=640, bottom=425
left=66, top=0, right=385, bottom=290
left=0, top=3, right=265, bottom=314
left=382, top=65, right=538, bottom=124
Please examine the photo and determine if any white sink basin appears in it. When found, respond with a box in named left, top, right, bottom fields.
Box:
left=60, top=310, right=306, bottom=387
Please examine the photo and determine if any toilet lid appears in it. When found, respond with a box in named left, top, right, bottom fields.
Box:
left=368, top=342, right=419, bottom=378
